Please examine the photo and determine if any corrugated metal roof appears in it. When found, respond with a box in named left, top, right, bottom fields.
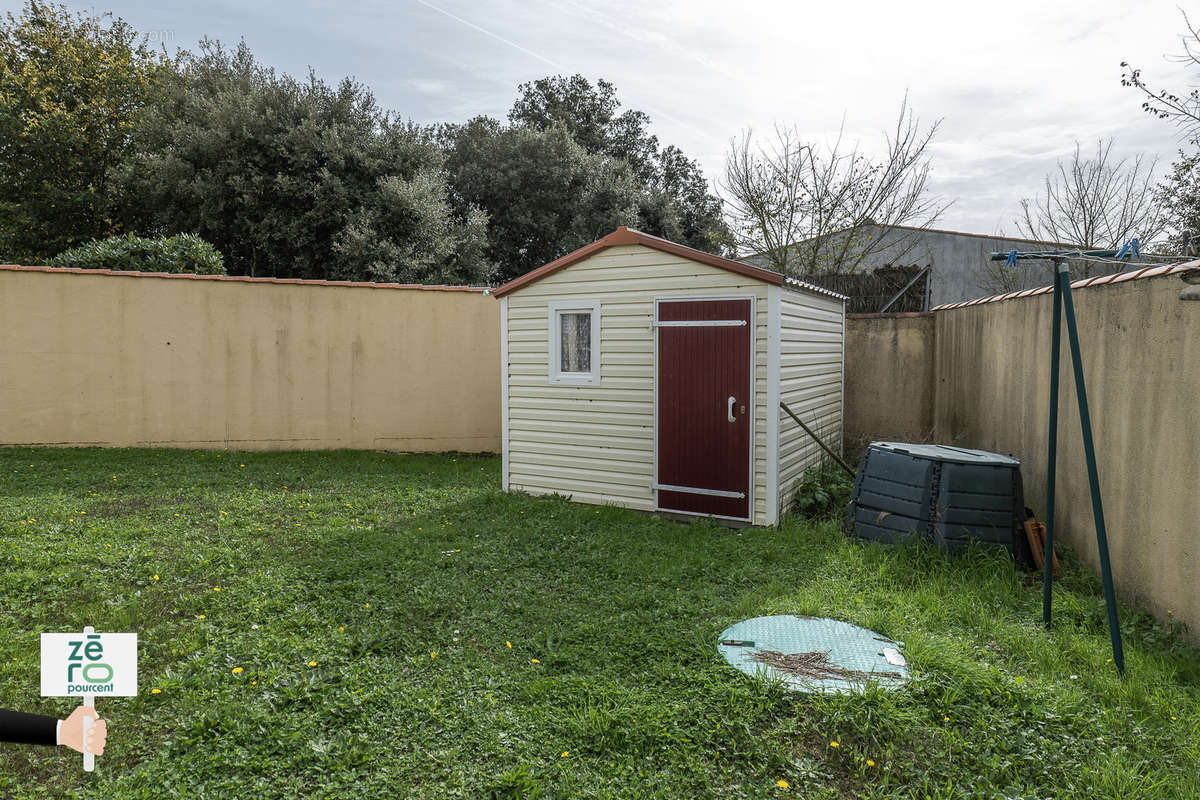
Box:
left=782, top=276, right=850, bottom=302
left=931, top=261, right=1200, bottom=311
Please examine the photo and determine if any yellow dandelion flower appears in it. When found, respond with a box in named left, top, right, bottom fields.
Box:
left=506, top=641, right=512, bottom=649
left=1171, top=716, right=1177, bottom=721
left=531, top=658, right=540, bottom=664
left=364, top=603, right=370, bottom=608
left=829, top=740, right=839, bottom=748
left=197, top=615, right=206, bottom=619
left=339, top=626, right=344, bottom=632
left=151, top=688, right=161, bottom=694
left=943, top=716, right=950, bottom=722
left=219, top=510, right=227, bottom=515
left=560, top=750, right=569, bottom=758
left=776, top=779, right=789, bottom=788
left=251, top=681, right=257, bottom=685
left=213, top=587, right=220, bottom=591
left=866, top=759, right=876, bottom=767
left=431, top=651, right=437, bottom=660
left=232, top=667, right=243, bottom=674
left=153, top=574, right=159, bottom=580
left=307, top=661, right=318, bottom=667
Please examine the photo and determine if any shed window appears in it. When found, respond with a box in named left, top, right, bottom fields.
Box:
left=560, top=313, right=591, bottom=372
left=548, top=301, right=600, bottom=385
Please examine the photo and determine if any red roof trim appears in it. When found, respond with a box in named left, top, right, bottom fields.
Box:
left=931, top=260, right=1200, bottom=310
left=0, top=264, right=486, bottom=292
left=491, top=227, right=787, bottom=298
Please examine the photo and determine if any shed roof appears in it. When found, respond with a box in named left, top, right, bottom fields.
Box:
left=491, top=227, right=846, bottom=301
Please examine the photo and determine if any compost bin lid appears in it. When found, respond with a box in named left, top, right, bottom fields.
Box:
left=871, top=442, right=1020, bottom=467
left=717, top=616, right=908, bottom=694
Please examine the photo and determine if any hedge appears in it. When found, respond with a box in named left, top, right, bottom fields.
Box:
left=49, top=233, right=226, bottom=275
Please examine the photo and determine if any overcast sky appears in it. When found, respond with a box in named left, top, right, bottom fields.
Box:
left=15, top=0, right=1197, bottom=235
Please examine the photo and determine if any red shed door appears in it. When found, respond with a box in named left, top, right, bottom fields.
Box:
left=655, top=298, right=752, bottom=520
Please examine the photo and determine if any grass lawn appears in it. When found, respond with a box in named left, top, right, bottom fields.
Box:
left=1, top=448, right=1197, bottom=799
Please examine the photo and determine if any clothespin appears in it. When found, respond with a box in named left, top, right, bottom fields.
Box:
left=1130, top=237, right=1140, bottom=260
left=1114, top=241, right=1131, bottom=261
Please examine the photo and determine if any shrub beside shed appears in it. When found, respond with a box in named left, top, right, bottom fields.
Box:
left=493, top=227, right=847, bottom=526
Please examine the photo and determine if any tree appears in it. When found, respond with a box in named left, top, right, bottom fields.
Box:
left=1158, top=146, right=1200, bottom=256
left=721, top=101, right=947, bottom=276
left=0, top=1, right=174, bottom=263
left=121, top=39, right=491, bottom=284
left=1121, top=11, right=1200, bottom=137
left=510, top=74, right=657, bottom=177
left=441, top=117, right=642, bottom=282
left=1122, top=10, right=1200, bottom=257
left=507, top=74, right=731, bottom=255
left=640, top=145, right=730, bottom=254
left=1015, top=139, right=1165, bottom=276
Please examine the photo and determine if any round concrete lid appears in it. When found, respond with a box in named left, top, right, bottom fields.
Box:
left=718, top=615, right=908, bottom=694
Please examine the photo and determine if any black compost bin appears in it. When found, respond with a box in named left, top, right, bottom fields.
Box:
left=843, top=442, right=1030, bottom=562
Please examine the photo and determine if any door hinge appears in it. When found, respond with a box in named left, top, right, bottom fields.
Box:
left=652, top=483, right=746, bottom=499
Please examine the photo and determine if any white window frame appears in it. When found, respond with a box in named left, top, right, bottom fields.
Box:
left=548, top=300, right=601, bottom=385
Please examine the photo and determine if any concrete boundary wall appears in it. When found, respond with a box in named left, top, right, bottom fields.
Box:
left=844, top=312, right=935, bottom=451
left=846, top=267, right=1199, bottom=640
left=0, top=265, right=500, bottom=452
left=932, top=271, right=1199, bottom=640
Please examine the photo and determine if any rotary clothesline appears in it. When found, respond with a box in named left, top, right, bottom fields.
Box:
left=986, top=245, right=1129, bottom=676
left=994, top=237, right=1193, bottom=271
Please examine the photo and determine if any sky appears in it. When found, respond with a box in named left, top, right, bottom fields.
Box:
left=11, top=0, right=1197, bottom=235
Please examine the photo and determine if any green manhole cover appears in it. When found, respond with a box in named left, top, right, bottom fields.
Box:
left=717, top=615, right=908, bottom=694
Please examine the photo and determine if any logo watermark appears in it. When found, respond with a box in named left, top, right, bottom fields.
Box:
left=41, top=627, right=137, bottom=771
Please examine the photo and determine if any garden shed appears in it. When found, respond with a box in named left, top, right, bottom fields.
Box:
left=493, top=227, right=847, bottom=526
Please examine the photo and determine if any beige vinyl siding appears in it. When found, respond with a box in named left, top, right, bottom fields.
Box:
left=777, top=287, right=845, bottom=514
left=504, top=244, right=771, bottom=523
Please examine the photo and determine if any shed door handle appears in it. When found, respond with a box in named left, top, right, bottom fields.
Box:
left=727, top=396, right=736, bottom=422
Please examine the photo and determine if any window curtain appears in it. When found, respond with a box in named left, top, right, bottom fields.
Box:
left=560, top=312, right=591, bottom=372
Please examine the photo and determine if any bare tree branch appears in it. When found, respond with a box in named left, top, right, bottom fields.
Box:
left=1121, top=10, right=1200, bottom=136
left=720, top=99, right=948, bottom=276
left=1015, top=139, right=1165, bottom=277
left=721, top=125, right=810, bottom=270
